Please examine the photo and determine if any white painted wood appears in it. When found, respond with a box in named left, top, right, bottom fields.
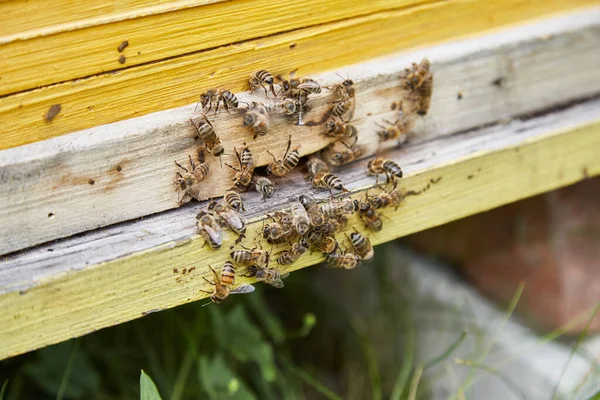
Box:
left=1, top=98, right=599, bottom=295
left=1, top=8, right=600, bottom=255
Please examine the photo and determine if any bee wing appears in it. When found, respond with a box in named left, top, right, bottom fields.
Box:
left=230, top=284, right=255, bottom=294
left=203, top=224, right=224, bottom=246
left=269, top=278, right=285, bottom=289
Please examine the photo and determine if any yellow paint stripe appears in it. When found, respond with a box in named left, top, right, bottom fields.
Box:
left=0, top=0, right=596, bottom=149
left=0, top=120, right=598, bottom=360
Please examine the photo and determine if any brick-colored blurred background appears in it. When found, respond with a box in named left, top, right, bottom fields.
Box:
left=405, top=177, right=600, bottom=334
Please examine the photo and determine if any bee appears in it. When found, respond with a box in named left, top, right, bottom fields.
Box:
left=305, top=227, right=338, bottom=254
left=417, top=75, right=433, bottom=115
left=326, top=250, right=361, bottom=270
left=276, top=70, right=301, bottom=98
left=299, top=193, right=326, bottom=226
left=325, top=142, right=366, bottom=167
left=348, top=230, right=374, bottom=261
left=225, top=146, right=256, bottom=191
left=306, top=156, right=330, bottom=179
left=312, top=171, right=346, bottom=195
left=196, top=210, right=224, bottom=249
left=224, top=190, right=245, bottom=212
left=330, top=77, right=355, bottom=100
left=249, top=70, right=277, bottom=97
left=263, top=222, right=295, bottom=244
left=368, top=183, right=406, bottom=210
left=320, top=198, right=358, bottom=218
left=243, top=102, right=270, bottom=139
left=291, top=202, right=311, bottom=235
left=358, top=200, right=383, bottom=232
left=376, top=113, right=414, bottom=143
left=174, top=152, right=210, bottom=204
left=207, top=200, right=247, bottom=236
left=197, top=89, right=240, bottom=114
left=279, top=98, right=308, bottom=126
left=277, top=237, right=310, bottom=265
left=297, top=78, right=322, bottom=95
left=330, top=97, right=355, bottom=122
left=253, top=175, right=274, bottom=200
left=366, top=157, right=403, bottom=184
left=322, top=215, right=348, bottom=235
left=201, top=263, right=255, bottom=304
left=266, top=136, right=301, bottom=176
left=402, top=58, right=431, bottom=92
left=244, top=266, right=289, bottom=288
left=324, top=120, right=358, bottom=143
left=231, top=248, right=270, bottom=268
left=190, top=116, right=224, bottom=157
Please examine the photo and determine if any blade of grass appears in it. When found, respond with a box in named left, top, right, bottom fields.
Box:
left=452, top=282, right=525, bottom=398
left=455, top=358, right=526, bottom=400
left=423, top=330, right=467, bottom=370
left=407, top=366, right=423, bottom=400
left=390, top=308, right=415, bottom=400
left=0, top=380, right=7, bottom=400
left=282, top=358, right=342, bottom=400
left=56, top=340, right=80, bottom=400
left=552, top=303, right=600, bottom=400
left=169, top=350, right=195, bottom=400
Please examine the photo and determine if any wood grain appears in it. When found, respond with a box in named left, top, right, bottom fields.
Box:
left=1, top=99, right=599, bottom=360
left=0, top=0, right=224, bottom=39
left=1, top=3, right=598, bottom=148
left=1, top=11, right=600, bottom=255
left=0, top=0, right=418, bottom=93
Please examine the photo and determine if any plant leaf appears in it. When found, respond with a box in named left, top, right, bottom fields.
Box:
left=140, top=370, right=162, bottom=400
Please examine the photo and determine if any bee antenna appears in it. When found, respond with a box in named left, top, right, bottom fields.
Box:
left=201, top=301, right=213, bottom=307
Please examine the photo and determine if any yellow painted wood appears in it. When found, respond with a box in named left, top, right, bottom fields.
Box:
left=1, top=121, right=598, bottom=360
left=0, top=0, right=414, bottom=94
left=0, top=1, right=223, bottom=39
left=0, top=1, right=596, bottom=150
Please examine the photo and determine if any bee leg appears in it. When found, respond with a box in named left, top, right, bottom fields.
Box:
left=235, top=233, right=246, bottom=245
left=202, top=276, right=215, bottom=286
left=269, top=84, right=278, bottom=97
left=259, top=83, right=269, bottom=98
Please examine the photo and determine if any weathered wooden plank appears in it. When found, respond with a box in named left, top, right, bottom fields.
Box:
left=1, top=11, right=600, bottom=255
left=0, top=0, right=416, bottom=94
left=0, top=0, right=223, bottom=39
left=1, top=3, right=597, bottom=148
left=1, top=99, right=599, bottom=360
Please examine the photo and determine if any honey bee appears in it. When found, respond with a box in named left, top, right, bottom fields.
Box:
left=262, top=218, right=296, bottom=244
left=348, top=230, right=374, bottom=261
left=277, top=71, right=321, bottom=98
left=297, top=78, right=322, bottom=95
left=366, top=157, right=403, bottom=184
left=417, top=75, right=433, bottom=116
left=306, top=156, right=330, bottom=179
left=358, top=199, right=383, bottom=232
left=225, top=146, right=256, bottom=191
left=224, top=190, right=245, bottom=212
left=197, top=89, right=240, bottom=114
left=291, top=202, right=311, bottom=235
left=196, top=210, right=224, bottom=249
left=330, top=97, right=355, bottom=122
left=402, top=58, right=431, bottom=92
left=190, top=116, right=224, bottom=157
left=305, top=226, right=338, bottom=254
left=201, top=263, right=255, bottom=304
left=266, top=136, right=301, bottom=176
left=324, top=120, right=358, bottom=143
left=320, top=198, right=359, bottom=218
left=174, top=152, right=210, bottom=205
left=376, top=113, right=414, bottom=143
left=325, top=250, right=361, bottom=270
left=243, top=102, right=270, bottom=139
left=325, top=142, right=366, bottom=167
left=244, top=266, right=289, bottom=288
left=329, top=77, right=355, bottom=101
left=322, top=215, right=348, bottom=235
left=368, top=183, right=406, bottom=210
left=253, top=175, right=274, bottom=200
left=277, top=237, right=310, bottom=265
left=231, top=248, right=270, bottom=268
left=280, top=98, right=309, bottom=126
left=249, top=70, right=277, bottom=97
left=208, top=200, right=247, bottom=236
left=298, top=194, right=326, bottom=226
left=312, top=171, right=346, bottom=195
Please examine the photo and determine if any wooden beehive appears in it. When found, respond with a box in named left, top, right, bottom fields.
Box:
left=1, top=0, right=599, bottom=360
